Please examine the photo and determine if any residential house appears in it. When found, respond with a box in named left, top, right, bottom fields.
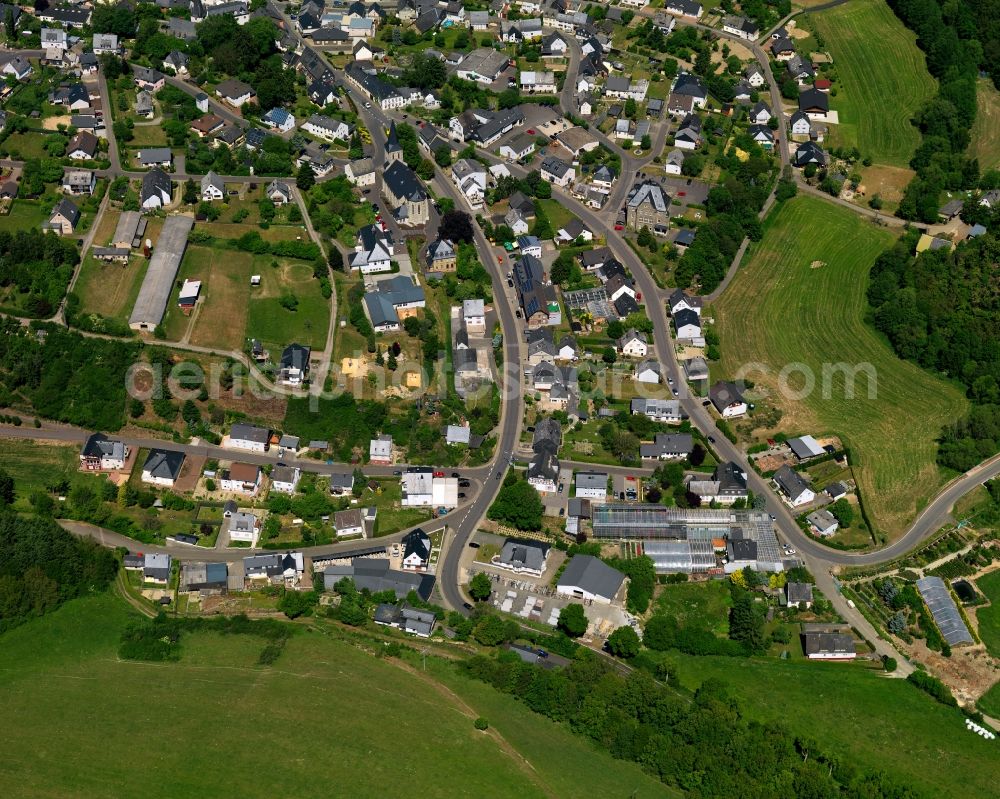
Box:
left=618, top=329, right=649, bottom=358
left=266, top=180, right=292, bottom=206
left=495, top=539, right=550, bottom=576
left=773, top=465, right=816, bottom=507
left=0, top=54, right=31, bottom=81
left=200, top=171, right=225, bottom=201
left=513, top=254, right=558, bottom=327
left=786, top=582, right=814, bottom=609
left=674, top=307, right=701, bottom=340
left=426, top=238, right=457, bottom=272
left=140, top=168, right=172, bottom=211
left=575, top=471, right=608, bottom=502
left=722, top=15, right=759, bottom=40
left=137, top=148, right=173, bottom=168
left=270, top=465, right=301, bottom=494
left=45, top=198, right=80, bottom=236
left=640, top=433, right=693, bottom=460
left=798, top=88, right=830, bottom=120
left=369, top=435, right=393, bottom=464
left=635, top=359, right=662, bottom=384
left=401, top=528, right=432, bottom=570
left=666, top=0, right=703, bottom=17
left=216, top=78, right=255, bottom=107
left=451, top=158, right=487, bottom=208
left=631, top=398, right=684, bottom=423
left=556, top=218, right=593, bottom=244
left=63, top=170, right=96, bottom=196
left=302, top=114, right=352, bottom=142
left=463, top=298, right=486, bottom=332
left=134, top=67, right=165, bottom=92
left=228, top=423, right=271, bottom=452
left=141, top=449, right=185, bottom=487
left=79, top=433, right=129, bottom=471
left=684, top=356, right=710, bottom=383
left=279, top=343, right=311, bottom=385
left=345, top=157, right=376, bottom=187
left=687, top=461, right=748, bottom=505
left=802, top=631, right=856, bottom=660
left=794, top=141, right=826, bottom=168
left=191, top=113, right=225, bottom=138
left=789, top=110, right=813, bottom=139
left=807, top=508, right=840, bottom=537
left=143, top=553, right=172, bottom=585
left=709, top=381, right=747, bottom=417
left=219, top=462, right=262, bottom=495
left=352, top=224, right=394, bottom=274
left=263, top=108, right=295, bottom=132
left=163, top=50, right=189, bottom=74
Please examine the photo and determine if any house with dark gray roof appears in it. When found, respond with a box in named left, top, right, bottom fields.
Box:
left=773, top=465, right=815, bottom=507
left=141, top=449, right=185, bottom=487
left=640, top=433, right=693, bottom=460
left=496, top=539, right=550, bottom=576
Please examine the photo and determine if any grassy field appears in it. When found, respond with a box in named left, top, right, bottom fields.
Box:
left=969, top=79, right=1000, bottom=172
left=977, top=677, right=1000, bottom=718
left=670, top=652, right=996, bottom=799
left=0, top=199, right=49, bottom=233
left=1, top=439, right=84, bottom=512
left=0, top=593, right=670, bottom=799
left=714, top=196, right=968, bottom=538
left=74, top=254, right=148, bottom=322
left=4, top=131, right=53, bottom=159
left=810, top=0, right=936, bottom=167
left=161, top=246, right=330, bottom=351
left=974, top=569, right=1000, bottom=659
left=653, top=580, right=731, bottom=635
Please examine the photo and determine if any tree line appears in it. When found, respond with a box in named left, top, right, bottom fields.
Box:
left=867, top=230, right=1000, bottom=470
left=0, top=509, right=118, bottom=634
left=461, top=649, right=921, bottom=799
left=887, top=0, right=981, bottom=222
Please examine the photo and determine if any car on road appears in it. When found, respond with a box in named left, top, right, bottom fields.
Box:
left=614, top=224, right=624, bottom=231
left=527, top=129, right=535, bottom=134
left=672, top=388, right=678, bottom=396
left=507, top=278, right=514, bottom=287
left=451, top=472, right=460, bottom=478
left=365, top=101, right=371, bottom=108
left=702, top=399, right=711, bottom=407
left=433, top=470, right=445, bottom=477
left=392, top=470, right=402, bottom=475
left=707, top=436, right=715, bottom=443
left=496, top=471, right=502, bottom=479
left=668, top=377, right=674, bottom=384
left=559, top=507, right=565, bottom=516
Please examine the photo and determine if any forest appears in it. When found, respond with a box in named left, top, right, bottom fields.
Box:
left=0, top=228, right=80, bottom=318
left=0, top=318, right=138, bottom=432
left=462, top=651, right=920, bottom=799
left=0, top=510, right=118, bottom=633
left=867, top=230, right=1000, bottom=470
left=886, top=0, right=981, bottom=221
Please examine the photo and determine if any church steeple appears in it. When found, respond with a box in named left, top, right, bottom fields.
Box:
left=385, top=121, right=403, bottom=163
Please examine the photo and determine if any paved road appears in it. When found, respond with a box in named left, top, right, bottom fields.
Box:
left=339, top=79, right=527, bottom=614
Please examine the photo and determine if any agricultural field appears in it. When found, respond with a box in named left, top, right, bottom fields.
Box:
left=714, top=196, right=968, bottom=538
left=160, top=245, right=330, bottom=353
left=0, top=593, right=669, bottom=799
left=810, top=0, right=936, bottom=167
left=969, top=79, right=1000, bottom=172
left=669, top=652, right=996, bottom=799
left=974, top=569, right=1000, bottom=659
left=74, top=254, right=148, bottom=324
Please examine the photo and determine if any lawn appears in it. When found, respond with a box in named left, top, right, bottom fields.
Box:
left=669, top=652, right=997, bottom=799
left=161, top=246, right=330, bottom=352
left=0, top=199, right=49, bottom=233
left=0, top=592, right=672, bottom=798
left=653, top=579, right=731, bottom=635
left=128, top=124, right=169, bottom=147
left=537, top=198, right=578, bottom=234
left=810, top=0, right=936, bottom=167
left=369, top=480, right=433, bottom=536
left=4, top=130, right=53, bottom=159
left=969, top=78, right=1000, bottom=172
left=974, top=568, right=1000, bottom=659
left=714, top=196, right=968, bottom=538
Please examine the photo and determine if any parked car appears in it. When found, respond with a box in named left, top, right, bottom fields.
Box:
left=458, top=492, right=466, bottom=499
left=468, top=541, right=479, bottom=549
